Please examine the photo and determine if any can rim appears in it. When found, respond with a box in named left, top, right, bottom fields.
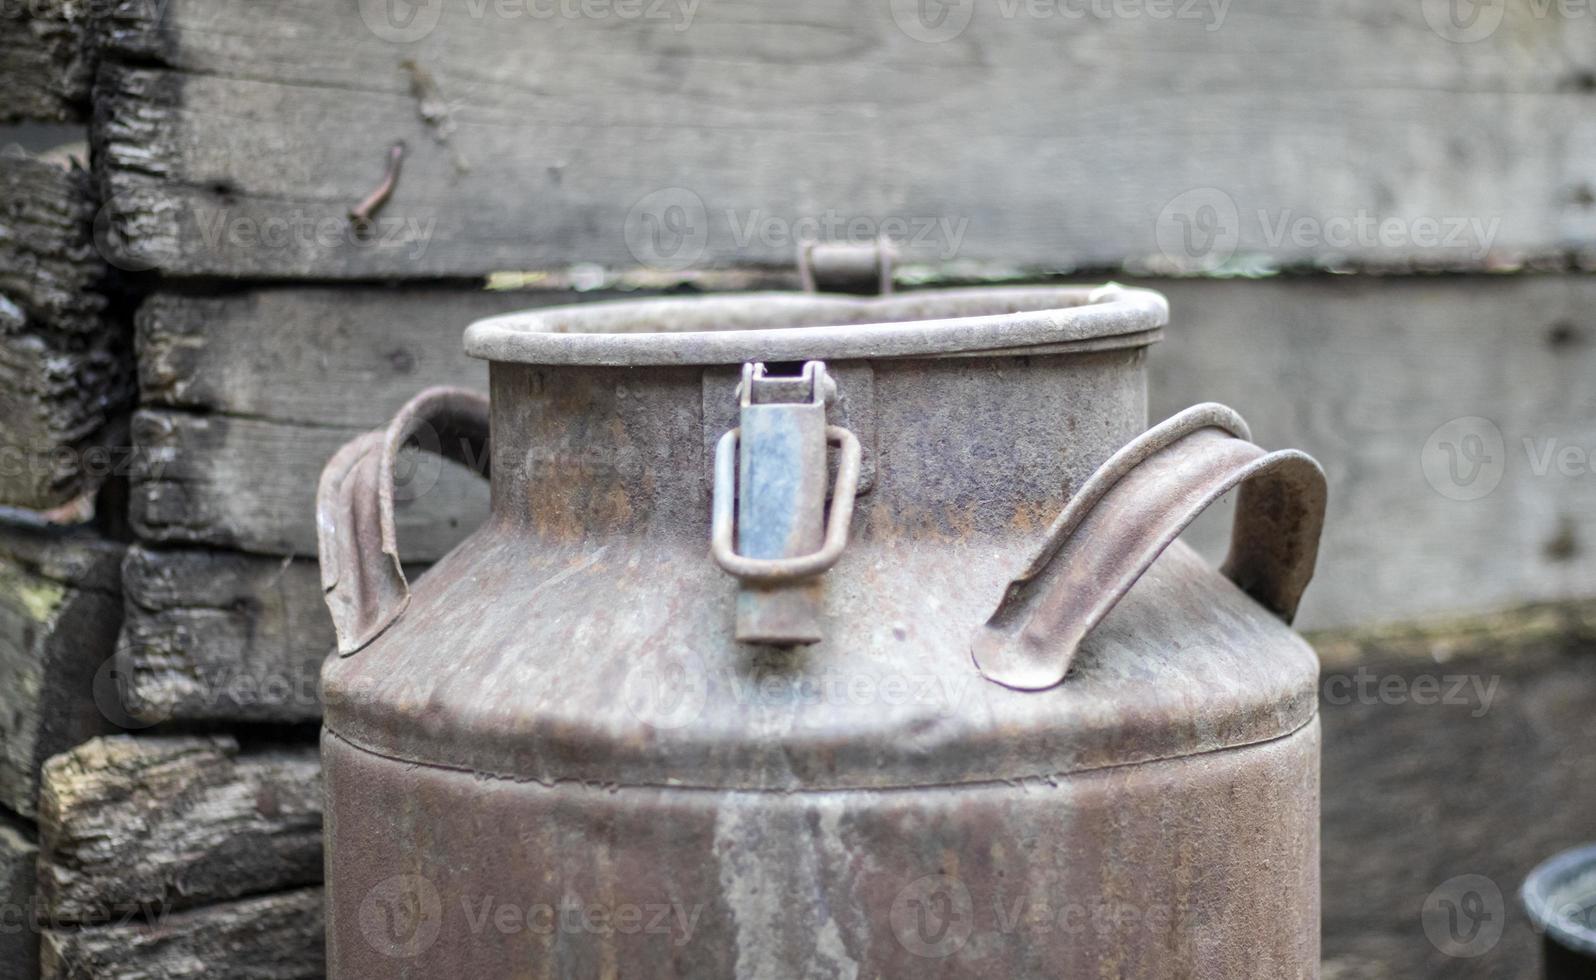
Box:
left=464, top=283, right=1167, bottom=366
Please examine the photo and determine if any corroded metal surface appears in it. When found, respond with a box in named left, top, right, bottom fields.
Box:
left=318, top=282, right=1325, bottom=978
left=325, top=720, right=1319, bottom=978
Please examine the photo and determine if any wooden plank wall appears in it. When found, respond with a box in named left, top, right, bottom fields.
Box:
left=0, top=0, right=1594, bottom=977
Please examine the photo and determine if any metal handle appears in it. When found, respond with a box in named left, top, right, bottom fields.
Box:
left=316, top=387, right=490, bottom=656
left=711, top=424, right=862, bottom=581
left=710, top=361, right=862, bottom=645
left=972, top=403, right=1327, bottom=691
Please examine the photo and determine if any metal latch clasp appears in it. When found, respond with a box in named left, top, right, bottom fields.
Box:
left=711, top=361, right=862, bottom=645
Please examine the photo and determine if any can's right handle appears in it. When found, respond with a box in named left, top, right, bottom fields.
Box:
left=972, top=403, right=1327, bottom=691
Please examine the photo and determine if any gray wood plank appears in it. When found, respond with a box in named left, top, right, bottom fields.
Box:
left=0, top=522, right=125, bottom=820
left=89, top=0, right=1596, bottom=280
left=117, top=547, right=332, bottom=725
left=0, top=0, right=91, bottom=123
left=39, top=887, right=324, bottom=980
left=1151, top=274, right=1596, bottom=632
left=36, top=735, right=322, bottom=924
left=135, top=286, right=556, bottom=426
left=129, top=408, right=489, bottom=558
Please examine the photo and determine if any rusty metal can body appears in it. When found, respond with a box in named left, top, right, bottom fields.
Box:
left=317, top=282, right=1326, bottom=978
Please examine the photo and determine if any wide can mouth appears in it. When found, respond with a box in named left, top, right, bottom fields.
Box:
left=464, top=283, right=1167, bottom=366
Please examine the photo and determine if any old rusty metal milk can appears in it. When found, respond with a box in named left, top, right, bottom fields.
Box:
left=316, top=244, right=1328, bottom=978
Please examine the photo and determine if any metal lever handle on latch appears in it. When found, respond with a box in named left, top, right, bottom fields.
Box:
left=972, top=403, right=1327, bottom=691
left=711, top=361, right=862, bottom=645
left=316, top=387, right=490, bottom=656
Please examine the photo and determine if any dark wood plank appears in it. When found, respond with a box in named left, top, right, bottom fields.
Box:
left=0, top=0, right=91, bottom=123
left=117, top=547, right=331, bottom=725
left=0, top=522, right=125, bottom=819
left=0, top=808, right=40, bottom=979
left=1319, top=634, right=1596, bottom=979
left=40, top=887, right=324, bottom=980
left=36, top=735, right=322, bottom=924
left=89, top=0, right=1596, bottom=280
left=0, top=146, right=107, bottom=333
left=0, top=147, right=134, bottom=510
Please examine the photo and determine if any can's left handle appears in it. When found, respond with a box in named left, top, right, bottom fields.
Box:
left=316, top=387, right=490, bottom=656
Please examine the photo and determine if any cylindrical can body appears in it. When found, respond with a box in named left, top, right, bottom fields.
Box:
left=325, top=721, right=1319, bottom=978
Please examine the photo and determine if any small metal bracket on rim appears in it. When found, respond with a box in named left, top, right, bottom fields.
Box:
left=798, top=238, right=896, bottom=296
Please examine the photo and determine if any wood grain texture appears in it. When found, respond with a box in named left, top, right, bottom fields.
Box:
left=134, top=286, right=551, bottom=426
left=0, top=147, right=107, bottom=333
left=89, top=0, right=1596, bottom=280
left=128, top=408, right=489, bottom=557
left=1150, top=273, right=1596, bottom=632
left=0, top=148, right=134, bottom=509
left=36, top=735, right=322, bottom=924
left=0, top=522, right=124, bottom=820
left=0, top=0, right=92, bottom=123
left=40, top=887, right=324, bottom=980
left=117, top=547, right=331, bottom=724
left=1, top=809, right=40, bottom=980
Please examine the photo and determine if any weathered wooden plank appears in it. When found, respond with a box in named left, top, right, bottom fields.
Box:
left=134, top=286, right=548, bottom=426
left=129, top=409, right=489, bottom=557
left=1, top=808, right=40, bottom=979
left=117, top=547, right=331, bottom=725
left=1151, top=273, right=1596, bottom=632
left=0, top=146, right=134, bottom=510
left=0, top=0, right=92, bottom=123
left=40, top=887, right=324, bottom=980
left=0, top=522, right=124, bottom=820
left=0, top=294, right=135, bottom=511
left=36, top=735, right=322, bottom=924
left=0, top=146, right=107, bottom=333
left=89, top=0, right=1596, bottom=280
